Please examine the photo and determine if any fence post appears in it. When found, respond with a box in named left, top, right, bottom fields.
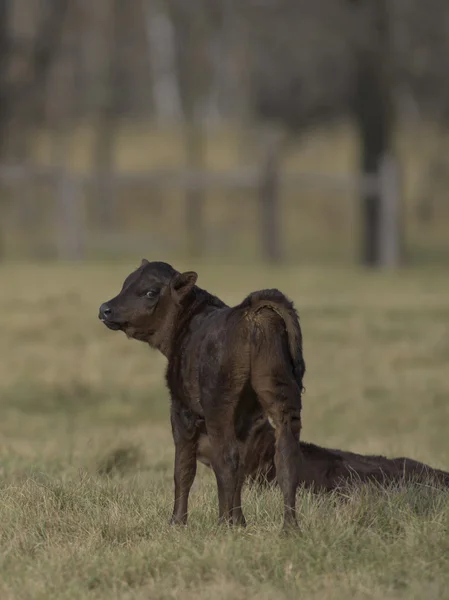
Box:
left=378, top=152, right=402, bottom=267
left=57, top=170, right=84, bottom=260
left=259, top=127, right=282, bottom=263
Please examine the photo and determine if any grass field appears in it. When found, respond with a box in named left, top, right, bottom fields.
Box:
left=1, top=261, right=449, bottom=599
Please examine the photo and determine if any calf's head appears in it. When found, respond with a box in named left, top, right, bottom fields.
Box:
left=98, top=260, right=197, bottom=352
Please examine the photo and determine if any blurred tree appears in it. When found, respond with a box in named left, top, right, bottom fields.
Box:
left=244, top=0, right=353, bottom=262
left=0, top=0, right=68, bottom=160
left=0, top=0, right=8, bottom=259
left=142, top=0, right=182, bottom=122
left=391, top=0, right=449, bottom=226
left=350, top=0, right=401, bottom=266
left=0, top=0, right=448, bottom=263
left=91, top=0, right=125, bottom=227
left=168, top=0, right=213, bottom=257
left=246, top=0, right=405, bottom=266
left=0, top=0, right=9, bottom=158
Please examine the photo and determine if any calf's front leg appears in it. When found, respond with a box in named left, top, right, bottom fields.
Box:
left=170, top=439, right=197, bottom=525
left=169, top=406, right=199, bottom=526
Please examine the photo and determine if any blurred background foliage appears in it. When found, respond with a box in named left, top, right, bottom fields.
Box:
left=0, top=0, right=448, bottom=266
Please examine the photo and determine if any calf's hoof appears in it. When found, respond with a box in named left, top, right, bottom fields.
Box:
left=217, top=515, right=234, bottom=528
left=169, top=516, right=187, bottom=527
left=233, top=514, right=247, bottom=528
left=281, top=515, right=300, bottom=535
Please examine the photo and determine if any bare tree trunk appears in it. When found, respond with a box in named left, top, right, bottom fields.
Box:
left=0, top=0, right=9, bottom=158
left=208, top=0, right=245, bottom=121
left=46, top=3, right=83, bottom=260
left=142, top=0, right=182, bottom=122
left=172, top=3, right=208, bottom=258
left=5, top=0, right=68, bottom=159
left=29, top=0, right=69, bottom=122
left=0, top=0, right=68, bottom=240
left=352, top=0, right=401, bottom=267
left=0, top=0, right=9, bottom=259
left=92, top=0, right=124, bottom=227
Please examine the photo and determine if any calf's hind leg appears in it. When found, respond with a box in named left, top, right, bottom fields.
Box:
left=257, top=386, right=302, bottom=529
left=252, top=352, right=303, bottom=529
left=272, top=406, right=302, bottom=529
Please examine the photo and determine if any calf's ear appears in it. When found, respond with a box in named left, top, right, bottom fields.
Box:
left=140, top=258, right=150, bottom=267
left=170, top=271, right=198, bottom=303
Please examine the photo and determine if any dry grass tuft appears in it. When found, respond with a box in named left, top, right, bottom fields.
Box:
left=96, top=444, right=144, bottom=477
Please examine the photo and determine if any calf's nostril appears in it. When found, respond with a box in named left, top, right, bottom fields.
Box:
left=99, top=303, right=112, bottom=319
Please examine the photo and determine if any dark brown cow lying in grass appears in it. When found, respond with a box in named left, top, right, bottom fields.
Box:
left=196, top=417, right=449, bottom=490
left=99, top=260, right=305, bottom=531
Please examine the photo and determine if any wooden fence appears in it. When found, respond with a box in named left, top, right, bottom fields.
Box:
left=0, top=157, right=401, bottom=265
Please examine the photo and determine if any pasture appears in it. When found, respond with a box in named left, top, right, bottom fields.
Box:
left=1, top=261, right=449, bottom=599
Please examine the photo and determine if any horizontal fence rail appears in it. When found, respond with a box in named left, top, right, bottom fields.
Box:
left=0, top=161, right=399, bottom=264
left=0, top=164, right=380, bottom=193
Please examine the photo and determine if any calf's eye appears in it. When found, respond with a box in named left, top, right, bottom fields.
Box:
left=146, top=290, right=158, bottom=299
